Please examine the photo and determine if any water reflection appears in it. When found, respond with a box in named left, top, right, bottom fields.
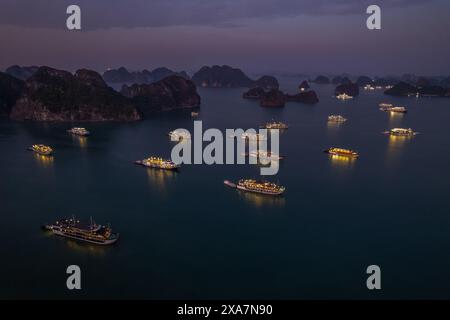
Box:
left=65, top=239, right=109, bottom=256
left=386, top=135, right=412, bottom=164
left=72, top=135, right=88, bottom=148
left=388, top=111, right=404, bottom=125
left=34, top=153, right=54, bottom=168
left=146, top=168, right=178, bottom=189
left=238, top=190, right=285, bottom=208
left=329, top=154, right=356, bottom=168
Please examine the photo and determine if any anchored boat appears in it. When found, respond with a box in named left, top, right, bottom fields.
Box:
left=43, top=217, right=119, bottom=245
left=28, top=144, right=53, bottom=156
left=260, top=120, right=288, bottom=130
left=134, top=156, right=179, bottom=170
left=225, top=179, right=285, bottom=196
left=383, top=128, right=418, bottom=137
left=379, top=103, right=407, bottom=113
left=67, top=127, right=90, bottom=136
left=328, top=115, right=347, bottom=123
left=325, top=147, right=359, bottom=158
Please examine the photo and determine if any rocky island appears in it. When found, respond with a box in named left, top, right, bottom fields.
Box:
left=10, top=67, right=141, bottom=121
left=243, top=80, right=319, bottom=106
left=312, top=75, right=330, bottom=84
left=192, top=65, right=254, bottom=88
left=121, top=75, right=201, bottom=114
left=5, top=65, right=39, bottom=81
left=385, top=82, right=449, bottom=97
left=0, top=72, right=25, bottom=116
left=103, top=67, right=189, bottom=84
left=335, top=82, right=359, bottom=97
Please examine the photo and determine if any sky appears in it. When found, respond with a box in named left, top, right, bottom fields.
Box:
left=0, top=0, right=449, bottom=76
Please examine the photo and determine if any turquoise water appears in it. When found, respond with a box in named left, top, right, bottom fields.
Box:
left=1, top=79, right=450, bottom=299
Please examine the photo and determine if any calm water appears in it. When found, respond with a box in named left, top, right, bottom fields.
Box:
left=1, top=79, right=450, bottom=299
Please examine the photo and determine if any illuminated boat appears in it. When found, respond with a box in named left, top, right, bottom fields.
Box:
left=325, top=147, right=359, bottom=158
left=134, top=156, right=179, bottom=170
left=67, top=127, right=90, bottom=136
left=28, top=144, right=53, bottom=156
left=168, top=130, right=191, bottom=140
left=383, top=128, right=418, bottom=136
left=260, top=120, right=288, bottom=129
left=43, top=217, right=119, bottom=245
left=379, top=103, right=407, bottom=113
left=236, top=179, right=285, bottom=196
left=328, top=115, right=347, bottom=123
left=336, top=93, right=353, bottom=100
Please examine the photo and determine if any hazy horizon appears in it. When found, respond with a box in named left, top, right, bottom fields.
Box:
left=1, top=0, right=449, bottom=76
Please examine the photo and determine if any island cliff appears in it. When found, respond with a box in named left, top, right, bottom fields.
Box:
left=335, top=82, right=359, bottom=97
left=121, top=75, right=200, bottom=114
left=0, top=72, right=24, bottom=116
left=10, top=67, right=141, bottom=121
left=192, top=65, right=254, bottom=88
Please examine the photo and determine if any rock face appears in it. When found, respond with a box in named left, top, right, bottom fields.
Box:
left=298, top=80, right=310, bottom=91
left=260, top=89, right=285, bottom=107
left=121, top=75, right=200, bottom=114
left=384, top=82, right=417, bottom=96
left=285, top=91, right=319, bottom=104
left=356, top=76, right=373, bottom=87
left=243, top=86, right=319, bottom=105
left=10, top=66, right=141, bottom=121
left=0, top=72, right=24, bottom=116
left=242, top=87, right=265, bottom=99
left=5, top=65, right=39, bottom=80
left=103, top=67, right=189, bottom=84
left=313, top=75, right=330, bottom=84
left=335, top=82, right=359, bottom=97
left=385, top=81, right=449, bottom=97
left=254, top=75, right=279, bottom=89
left=418, top=85, right=447, bottom=97
left=373, top=77, right=398, bottom=87
left=192, top=65, right=254, bottom=88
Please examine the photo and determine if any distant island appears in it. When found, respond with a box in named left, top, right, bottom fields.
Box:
left=10, top=67, right=141, bottom=121
left=385, top=81, right=450, bottom=97
left=121, top=75, right=200, bottom=114
left=103, top=67, right=189, bottom=84
left=243, top=81, right=319, bottom=107
left=191, top=65, right=279, bottom=89
left=0, top=66, right=201, bottom=122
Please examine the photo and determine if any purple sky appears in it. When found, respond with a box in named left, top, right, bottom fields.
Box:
left=0, top=0, right=449, bottom=76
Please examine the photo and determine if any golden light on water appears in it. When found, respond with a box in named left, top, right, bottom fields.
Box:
left=238, top=190, right=285, bottom=208
left=72, top=135, right=88, bottom=148
left=329, top=154, right=356, bottom=168
left=146, top=168, right=177, bottom=189
left=34, top=153, right=54, bottom=168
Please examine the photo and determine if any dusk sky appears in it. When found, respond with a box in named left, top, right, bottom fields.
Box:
left=1, top=0, right=449, bottom=76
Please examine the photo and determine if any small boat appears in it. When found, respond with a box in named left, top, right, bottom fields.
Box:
left=236, top=179, right=285, bottom=196
left=383, top=128, right=418, bottom=137
left=134, top=156, right=179, bottom=170
left=328, top=115, right=347, bottom=123
left=325, top=147, right=359, bottom=158
left=28, top=144, right=53, bottom=156
left=379, top=103, right=407, bottom=113
left=336, top=93, right=353, bottom=100
left=43, top=217, right=119, bottom=245
left=67, top=127, right=90, bottom=136
left=260, top=120, right=288, bottom=130
left=168, top=130, right=191, bottom=140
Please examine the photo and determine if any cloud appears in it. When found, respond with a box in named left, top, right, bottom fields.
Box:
left=0, top=0, right=436, bottom=30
